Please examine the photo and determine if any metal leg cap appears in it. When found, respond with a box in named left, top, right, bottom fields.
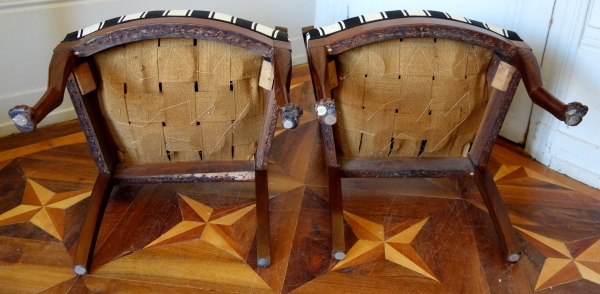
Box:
left=73, top=265, right=87, bottom=275
left=8, top=107, right=34, bottom=132
left=507, top=253, right=520, bottom=263
left=282, top=120, right=295, bottom=129
left=257, top=258, right=270, bottom=268
left=333, top=251, right=346, bottom=260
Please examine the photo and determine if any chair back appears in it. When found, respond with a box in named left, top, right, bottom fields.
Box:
left=332, top=37, right=493, bottom=158
left=41, top=10, right=295, bottom=172
left=304, top=10, right=528, bottom=164
left=93, top=37, right=268, bottom=163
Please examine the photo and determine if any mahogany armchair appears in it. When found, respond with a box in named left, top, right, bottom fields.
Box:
left=302, top=10, right=588, bottom=262
left=8, top=10, right=302, bottom=274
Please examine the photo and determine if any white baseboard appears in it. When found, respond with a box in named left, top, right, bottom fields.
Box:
left=292, top=54, right=307, bottom=65
left=526, top=119, right=600, bottom=189
left=549, top=157, right=600, bottom=190
left=0, top=107, right=78, bottom=138
left=0, top=0, right=116, bottom=15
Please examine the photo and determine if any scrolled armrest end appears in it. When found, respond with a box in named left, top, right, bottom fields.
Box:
left=564, top=102, right=588, bottom=126
left=8, top=106, right=36, bottom=133
left=281, top=103, right=303, bottom=129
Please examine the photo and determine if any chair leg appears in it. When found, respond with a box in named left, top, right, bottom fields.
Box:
left=328, top=166, right=345, bottom=260
left=73, top=173, right=113, bottom=275
left=472, top=166, right=521, bottom=262
left=255, top=169, right=271, bottom=267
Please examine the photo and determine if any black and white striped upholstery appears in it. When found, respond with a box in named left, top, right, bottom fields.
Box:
left=63, top=10, right=289, bottom=42
left=307, top=10, right=522, bottom=41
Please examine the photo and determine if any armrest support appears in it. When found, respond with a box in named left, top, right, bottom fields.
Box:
left=8, top=48, right=76, bottom=132
left=513, top=47, right=588, bottom=126
left=273, top=47, right=303, bottom=129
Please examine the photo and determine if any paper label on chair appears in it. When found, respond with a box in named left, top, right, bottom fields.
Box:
left=491, top=61, right=515, bottom=91
left=259, top=59, right=274, bottom=90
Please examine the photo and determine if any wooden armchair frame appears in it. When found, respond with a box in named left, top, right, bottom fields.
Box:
left=9, top=11, right=301, bottom=274
left=302, top=11, right=588, bottom=262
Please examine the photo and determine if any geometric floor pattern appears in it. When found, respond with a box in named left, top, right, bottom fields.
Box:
left=333, top=213, right=439, bottom=281
left=0, top=65, right=599, bottom=293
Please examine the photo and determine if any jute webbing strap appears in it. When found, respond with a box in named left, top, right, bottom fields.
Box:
left=333, top=37, right=493, bottom=158
left=94, top=38, right=268, bottom=163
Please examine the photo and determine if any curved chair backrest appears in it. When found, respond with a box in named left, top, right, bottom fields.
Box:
left=305, top=10, right=587, bottom=163
left=303, top=10, right=587, bottom=264
left=92, top=29, right=270, bottom=164
left=10, top=10, right=298, bottom=172
left=8, top=10, right=301, bottom=274
left=323, top=35, right=494, bottom=158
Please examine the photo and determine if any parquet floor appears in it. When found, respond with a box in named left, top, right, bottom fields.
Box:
left=1, top=65, right=600, bottom=293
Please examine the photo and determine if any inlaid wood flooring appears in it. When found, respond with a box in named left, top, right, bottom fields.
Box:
left=1, top=65, right=600, bottom=293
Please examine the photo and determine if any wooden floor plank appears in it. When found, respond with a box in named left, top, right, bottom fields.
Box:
left=0, top=236, right=76, bottom=293
left=491, top=144, right=600, bottom=200
left=0, top=132, right=87, bottom=162
left=38, top=277, right=78, bottom=294
left=255, top=186, right=305, bottom=293
left=91, top=240, right=274, bottom=293
left=80, top=275, right=230, bottom=293
left=0, top=120, right=82, bottom=152
left=90, top=184, right=184, bottom=270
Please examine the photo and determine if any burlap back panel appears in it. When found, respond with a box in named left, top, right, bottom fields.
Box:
left=93, top=38, right=268, bottom=163
left=333, top=38, right=494, bottom=158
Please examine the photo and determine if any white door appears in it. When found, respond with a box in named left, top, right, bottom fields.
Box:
left=314, top=0, right=555, bottom=144
left=526, top=0, right=600, bottom=189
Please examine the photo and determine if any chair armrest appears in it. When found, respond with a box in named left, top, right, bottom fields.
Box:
left=513, top=47, right=588, bottom=126
left=273, top=47, right=303, bottom=129
left=8, top=47, right=76, bottom=132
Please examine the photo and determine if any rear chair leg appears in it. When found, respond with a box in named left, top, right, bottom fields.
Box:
left=73, top=173, right=113, bottom=275
left=328, top=166, right=345, bottom=260
left=255, top=169, right=271, bottom=267
left=472, top=166, right=521, bottom=262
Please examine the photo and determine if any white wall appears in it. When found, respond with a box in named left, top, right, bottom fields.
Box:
left=0, top=0, right=314, bottom=137
left=314, top=0, right=555, bottom=144
left=526, top=0, right=600, bottom=189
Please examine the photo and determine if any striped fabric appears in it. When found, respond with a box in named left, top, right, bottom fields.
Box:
left=63, top=10, right=288, bottom=42
left=307, top=10, right=522, bottom=41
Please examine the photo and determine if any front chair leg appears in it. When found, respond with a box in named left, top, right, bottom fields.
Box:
left=472, top=166, right=521, bottom=262
left=73, top=173, right=113, bottom=275
left=255, top=169, right=271, bottom=267
left=328, top=166, right=345, bottom=260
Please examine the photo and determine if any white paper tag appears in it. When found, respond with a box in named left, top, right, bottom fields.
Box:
left=259, top=59, right=274, bottom=90
left=491, top=61, right=515, bottom=91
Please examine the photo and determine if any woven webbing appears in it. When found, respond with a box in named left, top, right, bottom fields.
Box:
left=333, top=37, right=493, bottom=158
left=94, top=38, right=268, bottom=163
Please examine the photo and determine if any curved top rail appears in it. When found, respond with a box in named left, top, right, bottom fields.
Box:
left=63, top=10, right=288, bottom=42
left=306, top=10, right=521, bottom=41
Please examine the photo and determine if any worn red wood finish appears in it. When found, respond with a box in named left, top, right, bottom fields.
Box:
left=302, top=17, right=588, bottom=263
left=8, top=17, right=295, bottom=274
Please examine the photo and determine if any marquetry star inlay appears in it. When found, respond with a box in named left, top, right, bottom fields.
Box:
left=514, top=226, right=600, bottom=291
left=0, top=179, right=91, bottom=241
left=334, top=211, right=438, bottom=281
left=145, top=194, right=255, bottom=260
left=494, top=165, right=572, bottom=189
